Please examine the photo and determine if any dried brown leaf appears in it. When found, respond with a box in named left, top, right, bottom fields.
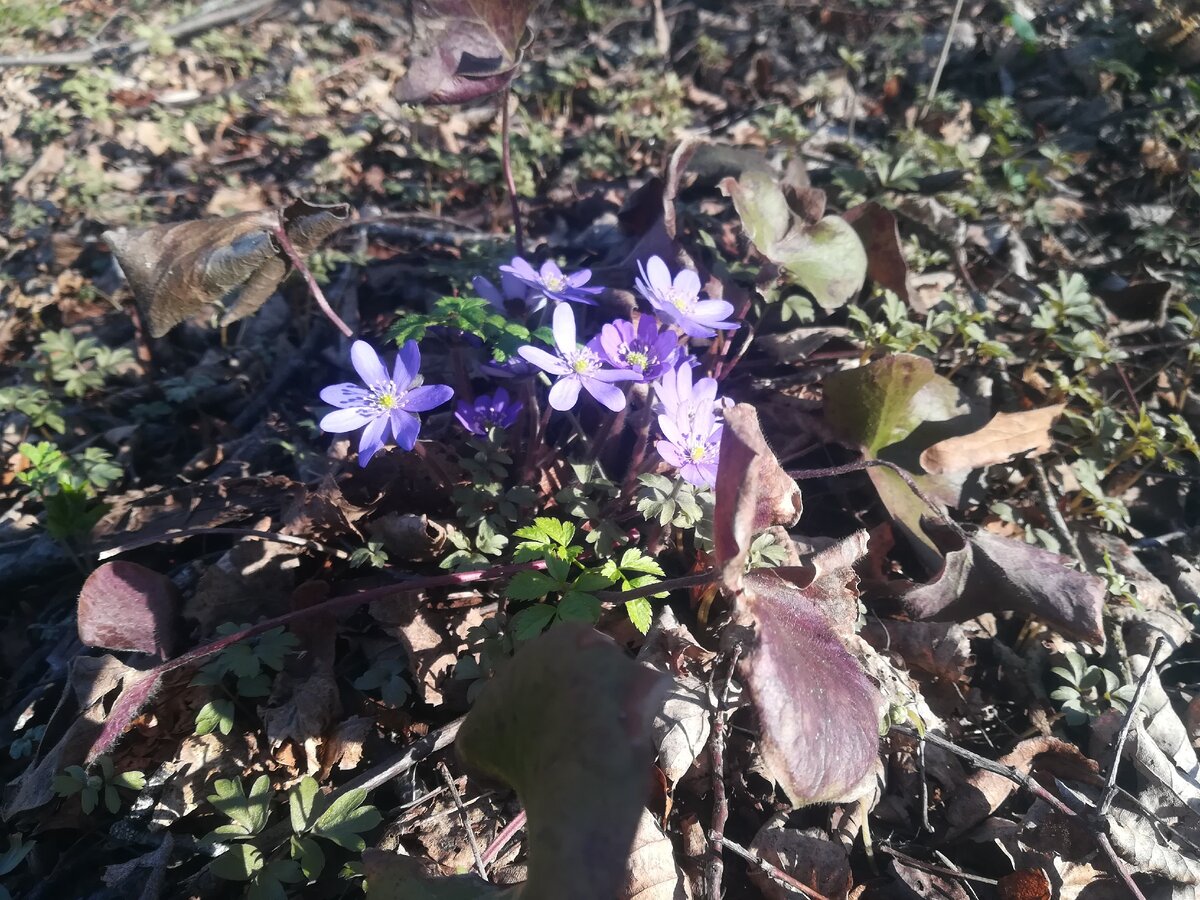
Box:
left=77, top=561, right=183, bottom=658
left=919, top=405, right=1066, bottom=475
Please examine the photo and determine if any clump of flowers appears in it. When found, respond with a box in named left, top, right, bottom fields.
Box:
left=635, top=255, right=738, bottom=338
left=319, top=340, right=454, bottom=466
left=590, top=315, right=683, bottom=381
left=456, top=388, right=523, bottom=435
left=501, top=257, right=603, bottom=306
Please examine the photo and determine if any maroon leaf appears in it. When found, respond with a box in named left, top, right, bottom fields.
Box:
left=397, top=0, right=542, bottom=105
left=88, top=672, right=162, bottom=764
left=734, top=553, right=881, bottom=806
left=903, top=522, right=1106, bottom=646
left=78, top=561, right=183, bottom=659
left=713, top=407, right=878, bottom=805
left=713, top=404, right=803, bottom=591
left=843, top=202, right=910, bottom=304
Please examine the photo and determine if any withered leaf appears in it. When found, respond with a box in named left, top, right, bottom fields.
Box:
left=843, top=201, right=910, bottom=304
left=104, top=199, right=348, bottom=337
left=713, top=403, right=803, bottom=592
left=398, top=0, right=543, bottom=105
left=904, top=522, right=1106, bottom=646
left=919, top=404, right=1066, bottom=475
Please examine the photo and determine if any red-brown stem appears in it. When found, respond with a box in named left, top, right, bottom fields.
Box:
left=706, top=645, right=741, bottom=900
left=273, top=223, right=354, bottom=337
left=481, top=810, right=527, bottom=866
left=500, top=87, right=524, bottom=256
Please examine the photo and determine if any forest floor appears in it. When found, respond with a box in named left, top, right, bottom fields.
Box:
left=2, top=1, right=1200, bottom=898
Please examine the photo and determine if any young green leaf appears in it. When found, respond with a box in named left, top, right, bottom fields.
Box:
left=289, top=776, right=320, bottom=834
left=211, top=844, right=265, bottom=881
left=195, top=699, right=235, bottom=736
left=309, top=788, right=382, bottom=851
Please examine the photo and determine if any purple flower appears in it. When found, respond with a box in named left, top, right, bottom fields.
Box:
left=652, top=360, right=726, bottom=433
left=589, top=315, right=682, bottom=381
left=635, top=255, right=738, bottom=339
left=320, top=340, right=454, bottom=466
left=517, top=303, right=639, bottom=412
left=500, top=257, right=604, bottom=306
left=455, top=388, right=524, bottom=435
left=657, top=405, right=723, bottom=489
left=473, top=272, right=545, bottom=316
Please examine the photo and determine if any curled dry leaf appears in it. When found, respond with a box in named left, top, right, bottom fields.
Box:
left=454, top=623, right=669, bottom=900
left=918, top=404, right=1067, bottom=475
left=104, top=199, right=348, bottom=337
left=903, top=522, right=1106, bottom=647
left=617, top=809, right=691, bottom=900
left=945, top=736, right=1099, bottom=837
left=721, top=169, right=867, bottom=310
left=843, top=201, right=910, bottom=305
left=397, top=0, right=543, bottom=105
left=860, top=619, right=973, bottom=682
left=749, top=814, right=853, bottom=900
left=713, top=403, right=803, bottom=593
left=77, top=561, right=183, bottom=659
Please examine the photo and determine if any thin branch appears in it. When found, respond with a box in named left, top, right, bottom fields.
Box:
left=875, top=843, right=998, bottom=886
left=439, top=762, right=489, bottom=881
left=341, top=718, right=463, bottom=796
left=596, top=571, right=715, bottom=604
left=96, top=526, right=351, bottom=561
left=273, top=223, right=354, bottom=337
left=1030, top=459, right=1084, bottom=564
left=706, top=644, right=742, bottom=900
left=1099, top=637, right=1166, bottom=817
left=919, top=0, right=966, bottom=120
left=0, top=0, right=279, bottom=67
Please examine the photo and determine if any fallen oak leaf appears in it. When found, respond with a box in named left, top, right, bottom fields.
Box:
left=919, top=404, right=1067, bottom=475
left=104, top=199, right=348, bottom=337
left=902, top=521, right=1106, bottom=647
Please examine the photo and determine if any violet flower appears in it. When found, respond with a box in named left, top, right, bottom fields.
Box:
left=517, top=303, right=638, bottom=412
left=320, top=340, right=454, bottom=466
left=652, top=360, right=727, bottom=433
left=500, top=257, right=604, bottom=306
left=589, top=315, right=682, bottom=381
left=473, top=271, right=544, bottom=316
left=455, top=388, right=524, bottom=435
left=635, top=255, right=738, bottom=339
left=657, top=404, right=723, bottom=489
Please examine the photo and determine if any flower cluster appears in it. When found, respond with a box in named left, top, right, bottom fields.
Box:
left=317, top=253, right=736, bottom=486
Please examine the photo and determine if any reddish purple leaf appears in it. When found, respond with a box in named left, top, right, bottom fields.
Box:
left=903, top=523, right=1106, bottom=646
left=713, top=406, right=878, bottom=805
left=87, top=671, right=162, bottom=764
left=735, top=562, right=881, bottom=806
left=397, top=0, right=542, bottom=105
left=78, top=561, right=183, bottom=658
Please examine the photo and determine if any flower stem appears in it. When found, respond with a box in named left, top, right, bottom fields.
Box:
left=500, top=86, right=524, bottom=256
left=273, top=223, right=354, bottom=338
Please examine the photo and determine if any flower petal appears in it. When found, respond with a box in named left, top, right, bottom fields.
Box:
left=518, top=345, right=570, bottom=374
left=673, top=267, right=702, bottom=299
left=321, top=406, right=378, bottom=433
left=645, top=255, right=672, bottom=294
left=592, top=369, right=641, bottom=383
left=401, top=383, right=454, bottom=412
left=548, top=375, right=582, bottom=411
left=320, top=383, right=369, bottom=408
left=551, top=301, right=576, bottom=355
left=656, top=439, right=686, bottom=467
left=351, top=341, right=388, bottom=387
left=390, top=409, right=421, bottom=451
left=657, top=413, right=687, bottom=447
left=583, top=377, right=627, bottom=412
left=357, top=413, right=391, bottom=466
left=539, top=259, right=564, bottom=285
left=692, top=298, right=736, bottom=322
left=474, top=275, right=504, bottom=308
left=501, top=257, right=539, bottom=282
left=566, top=268, right=593, bottom=287
left=395, top=340, right=420, bottom=386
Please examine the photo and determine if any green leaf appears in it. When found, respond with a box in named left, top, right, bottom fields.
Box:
left=0, top=836, right=34, bottom=878
left=310, top=789, right=382, bottom=851
left=722, top=169, right=866, bottom=310
left=195, top=699, right=235, bottom=736
left=505, top=571, right=558, bottom=601
left=510, top=604, right=557, bottom=640
left=558, top=592, right=601, bottom=623
left=211, top=844, right=265, bottom=881
left=625, top=598, right=653, bottom=635
left=208, top=775, right=272, bottom=837
left=290, top=836, right=326, bottom=881
left=289, top=776, right=319, bottom=834
left=111, top=770, right=146, bottom=790
left=571, top=570, right=615, bottom=593
left=617, top=548, right=664, bottom=577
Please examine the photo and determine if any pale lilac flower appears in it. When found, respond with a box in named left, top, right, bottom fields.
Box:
left=320, top=340, right=454, bottom=466
left=589, top=315, right=682, bottom=381
left=517, top=303, right=638, bottom=412
left=657, top=405, right=723, bottom=489
left=455, top=388, right=523, bottom=435
left=651, top=360, right=728, bottom=433
left=473, top=272, right=544, bottom=316
left=500, top=257, right=604, bottom=306
left=635, top=255, right=738, bottom=339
